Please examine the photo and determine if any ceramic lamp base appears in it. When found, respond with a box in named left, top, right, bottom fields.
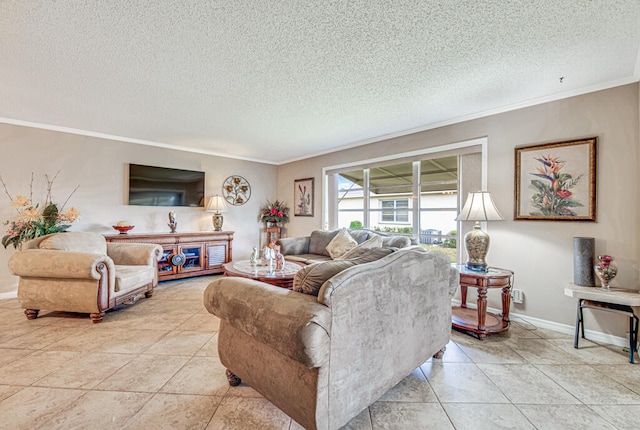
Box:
left=464, top=222, right=490, bottom=272
left=212, top=213, right=224, bottom=231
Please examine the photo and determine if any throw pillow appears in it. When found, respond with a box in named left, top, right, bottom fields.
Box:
left=381, top=235, right=412, bottom=248
left=335, top=235, right=382, bottom=260
left=293, top=260, right=356, bottom=296
left=309, top=229, right=341, bottom=257
left=325, top=228, right=357, bottom=259
left=293, top=247, right=395, bottom=296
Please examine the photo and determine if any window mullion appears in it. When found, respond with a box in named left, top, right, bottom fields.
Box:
left=412, top=161, right=420, bottom=243
left=363, top=169, right=370, bottom=229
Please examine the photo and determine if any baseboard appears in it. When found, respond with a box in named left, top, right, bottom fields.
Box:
left=452, top=299, right=630, bottom=348
left=0, top=291, right=18, bottom=300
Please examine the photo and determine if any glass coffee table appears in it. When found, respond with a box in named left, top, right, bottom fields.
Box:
left=222, top=260, right=304, bottom=289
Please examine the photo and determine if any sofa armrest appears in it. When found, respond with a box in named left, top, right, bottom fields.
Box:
left=204, top=277, right=331, bottom=367
left=107, top=243, right=163, bottom=266
left=8, top=249, right=115, bottom=280
left=276, top=236, right=310, bottom=256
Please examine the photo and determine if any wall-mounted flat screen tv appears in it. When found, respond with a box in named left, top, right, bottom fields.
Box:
left=128, top=164, right=205, bottom=207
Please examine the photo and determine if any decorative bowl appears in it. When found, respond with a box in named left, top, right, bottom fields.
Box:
left=112, top=225, right=134, bottom=234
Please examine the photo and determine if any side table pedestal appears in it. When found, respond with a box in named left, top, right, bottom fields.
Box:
left=452, top=266, right=514, bottom=340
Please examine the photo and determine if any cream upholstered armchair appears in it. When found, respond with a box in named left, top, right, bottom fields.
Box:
left=8, top=232, right=162, bottom=323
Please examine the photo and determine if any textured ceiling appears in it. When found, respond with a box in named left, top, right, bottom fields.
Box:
left=1, top=1, right=639, bottom=164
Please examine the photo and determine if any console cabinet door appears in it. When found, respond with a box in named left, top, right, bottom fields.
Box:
left=178, top=243, right=206, bottom=274
left=158, top=247, right=176, bottom=276
left=207, top=241, right=230, bottom=270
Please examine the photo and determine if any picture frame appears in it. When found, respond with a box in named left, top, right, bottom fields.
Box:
left=514, top=137, right=597, bottom=221
left=294, top=178, right=314, bottom=217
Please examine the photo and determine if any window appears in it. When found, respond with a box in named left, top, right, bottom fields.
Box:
left=335, top=156, right=457, bottom=244
left=381, top=199, right=409, bottom=223
left=325, top=138, right=485, bottom=263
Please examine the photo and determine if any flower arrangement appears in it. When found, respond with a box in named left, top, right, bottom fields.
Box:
left=259, top=200, right=289, bottom=224
left=595, top=255, right=617, bottom=287
left=1, top=172, right=80, bottom=249
left=529, top=154, right=583, bottom=216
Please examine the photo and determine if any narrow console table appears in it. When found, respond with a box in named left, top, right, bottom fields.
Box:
left=452, top=265, right=514, bottom=340
left=564, top=283, right=640, bottom=363
left=105, top=231, right=233, bottom=281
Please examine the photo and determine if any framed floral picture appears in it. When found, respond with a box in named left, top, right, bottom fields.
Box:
left=294, top=178, right=314, bottom=217
left=514, top=137, right=597, bottom=221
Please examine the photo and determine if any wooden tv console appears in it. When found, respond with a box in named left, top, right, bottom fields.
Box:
left=105, top=231, right=233, bottom=281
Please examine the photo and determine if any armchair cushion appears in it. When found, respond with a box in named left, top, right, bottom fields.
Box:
left=114, top=265, right=157, bottom=293
left=39, top=231, right=107, bottom=254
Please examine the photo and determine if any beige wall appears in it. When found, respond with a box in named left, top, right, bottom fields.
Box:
left=0, top=124, right=278, bottom=295
left=278, top=83, right=640, bottom=335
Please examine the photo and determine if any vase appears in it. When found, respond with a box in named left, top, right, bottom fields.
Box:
left=594, top=256, right=618, bottom=290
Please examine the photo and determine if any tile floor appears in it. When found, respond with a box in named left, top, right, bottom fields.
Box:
left=0, top=275, right=639, bottom=429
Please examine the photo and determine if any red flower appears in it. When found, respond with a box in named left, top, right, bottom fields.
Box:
left=278, top=211, right=284, bottom=218
left=270, top=208, right=277, bottom=215
left=557, top=190, right=572, bottom=198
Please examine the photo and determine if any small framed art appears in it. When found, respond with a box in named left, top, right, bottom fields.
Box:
left=294, top=178, right=314, bottom=217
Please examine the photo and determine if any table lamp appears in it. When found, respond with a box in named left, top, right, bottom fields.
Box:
left=456, top=191, right=504, bottom=272
left=206, top=195, right=228, bottom=231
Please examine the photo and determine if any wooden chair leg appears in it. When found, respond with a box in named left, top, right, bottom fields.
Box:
left=226, top=369, right=241, bottom=386
left=432, top=346, right=446, bottom=359
left=24, top=309, right=39, bottom=320
left=90, top=312, right=105, bottom=323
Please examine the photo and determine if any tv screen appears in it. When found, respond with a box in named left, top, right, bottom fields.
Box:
left=128, top=164, right=205, bottom=207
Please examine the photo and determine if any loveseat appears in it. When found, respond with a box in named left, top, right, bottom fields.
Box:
left=276, top=228, right=413, bottom=265
left=8, top=232, right=162, bottom=323
left=203, top=245, right=458, bottom=430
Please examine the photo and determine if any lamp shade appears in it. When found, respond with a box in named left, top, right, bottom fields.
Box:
left=456, top=192, right=504, bottom=222
left=205, top=195, right=228, bottom=213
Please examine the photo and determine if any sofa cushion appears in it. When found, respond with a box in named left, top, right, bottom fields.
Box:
left=293, top=247, right=394, bottom=295
left=308, top=229, right=341, bottom=257
left=39, top=232, right=107, bottom=255
left=347, top=229, right=375, bottom=244
left=114, top=265, right=156, bottom=293
left=325, top=228, right=358, bottom=259
left=382, top=235, right=412, bottom=248
left=285, top=254, right=332, bottom=265
left=335, top=235, right=382, bottom=260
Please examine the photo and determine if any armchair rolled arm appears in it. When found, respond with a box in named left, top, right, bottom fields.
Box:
left=8, top=249, right=115, bottom=280
left=204, top=277, right=331, bottom=367
left=107, top=243, right=163, bottom=266
left=276, top=236, right=310, bottom=256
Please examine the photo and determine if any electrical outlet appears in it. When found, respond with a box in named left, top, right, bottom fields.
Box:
left=512, top=289, right=524, bottom=304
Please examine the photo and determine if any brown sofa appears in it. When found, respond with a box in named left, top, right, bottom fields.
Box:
left=8, top=232, right=162, bottom=323
left=204, top=246, right=458, bottom=430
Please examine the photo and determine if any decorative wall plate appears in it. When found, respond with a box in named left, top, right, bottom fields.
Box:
left=222, top=175, right=251, bottom=206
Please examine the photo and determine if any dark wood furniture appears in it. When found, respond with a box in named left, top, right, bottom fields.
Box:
left=452, top=265, right=513, bottom=339
left=105, top=231, right=233, bottom=281
left=222, top=260, right=302, bottom=289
